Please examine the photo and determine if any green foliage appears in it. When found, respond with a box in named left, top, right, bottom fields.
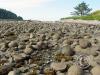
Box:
left=90, top=10, right=100, bottom=16
left=61, top=16, right=80, bottom=20
left=71, top=1, right=92, bottom=16
left=61, top=10, right=100, bottom=21
left=0, top=8, right=23, bottom=20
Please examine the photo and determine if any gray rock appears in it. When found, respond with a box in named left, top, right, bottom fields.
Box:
left=61, top=45, right=74, bottom=56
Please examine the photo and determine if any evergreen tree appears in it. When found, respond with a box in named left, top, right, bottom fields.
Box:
left=0, top=8, right=23, bottom=20
left=71, top=2, right=92, bottom=16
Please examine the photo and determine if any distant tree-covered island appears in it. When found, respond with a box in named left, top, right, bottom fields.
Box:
left=0, top=8, right=23, bottom=20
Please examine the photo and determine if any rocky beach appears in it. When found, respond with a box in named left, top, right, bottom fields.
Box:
left=0, top=20, right=100, bottom=75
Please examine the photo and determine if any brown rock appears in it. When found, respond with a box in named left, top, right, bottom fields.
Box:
left=44, top=67, right=55, bottom=75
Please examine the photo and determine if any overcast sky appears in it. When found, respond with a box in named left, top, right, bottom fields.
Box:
left=0, top=0, right=100, bottom=21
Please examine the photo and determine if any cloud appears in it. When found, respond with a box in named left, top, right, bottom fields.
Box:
left=0, top=0, right=55, bottom=9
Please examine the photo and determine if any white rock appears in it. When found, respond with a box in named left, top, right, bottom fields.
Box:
left=30, top=33, right=33, bottom=39
left=8, top=71, right=16, bottom=75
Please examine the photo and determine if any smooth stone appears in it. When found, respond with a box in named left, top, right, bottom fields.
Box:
left=50, top=62, right=67, bottom=71
left=91, top=65, right=100, bottom=75
left=86, top=55, right=98, bottom=67
left=79, top=39, right=91, bottom=49
left=8, top=41, right=18, bottom=47
left=13, top=54, right=24, bottom=62
left=67, top=65, right=84, bottom=75
left=61, top=45, right=74, bottom=56
left=8, top=71, right=16, bottom=75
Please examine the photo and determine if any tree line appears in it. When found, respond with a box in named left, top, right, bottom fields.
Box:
left=0, top=8, right=23, bottom=20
